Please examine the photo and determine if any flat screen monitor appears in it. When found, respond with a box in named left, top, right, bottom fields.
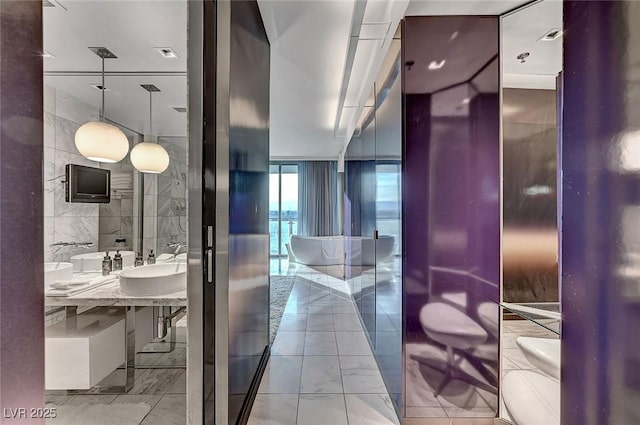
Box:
left=65, top=164, right=111, bottom=203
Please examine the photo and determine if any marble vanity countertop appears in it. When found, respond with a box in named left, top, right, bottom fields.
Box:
left=45, top=279, right=187, bottom=307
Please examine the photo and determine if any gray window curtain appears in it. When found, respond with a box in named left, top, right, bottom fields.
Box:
left=298, top=161, right=338, bottom=236
left=344, top=160, right=376, bottom=237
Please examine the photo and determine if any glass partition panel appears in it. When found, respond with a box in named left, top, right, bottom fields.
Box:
left=373, top=52, right=403, bottom=410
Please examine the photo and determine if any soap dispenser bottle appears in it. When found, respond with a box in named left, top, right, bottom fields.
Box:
left=147, top=249, right=156, bottom=265
left=135, top=252, right=144, bottom=267
left=102, top=252, right=113, bottom=276
left=113, top=250, right=123, bottom=271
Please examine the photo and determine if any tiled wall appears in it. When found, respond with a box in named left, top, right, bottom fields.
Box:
left=43, top=85, right=101, bottom=262
left=156, top=137, right=187, bottom=255
left=44, top=85, right=138, bottom=260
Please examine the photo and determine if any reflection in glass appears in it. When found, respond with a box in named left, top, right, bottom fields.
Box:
left=502, top=88, right=558, bottom=303
left=403, top=16, right=500, bottom=419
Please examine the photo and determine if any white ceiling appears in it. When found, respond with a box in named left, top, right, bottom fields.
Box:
left=406, top=0, right=527, bottom=16
left=42, top=0, right=562, bottom=158
left=502, top=0, right=563, bottom=88
left=259, top=0, right=355, bottom=159
left=43, top=1, right=187, bottom=137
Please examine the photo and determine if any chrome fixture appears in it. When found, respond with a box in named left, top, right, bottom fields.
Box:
left=167, top=241, right=187, bottom=256
left=539, top=28, right=563, bottom=42
left=50, top=241, right=94, bottom=253
left=517, top=52, right=530, bottom=63
left=154, top=47, right=179, bottom=58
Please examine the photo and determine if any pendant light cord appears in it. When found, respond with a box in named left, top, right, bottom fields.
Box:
left=100, top=56, right=105, bottom=121
left=149, top=91, right=153, bottom=137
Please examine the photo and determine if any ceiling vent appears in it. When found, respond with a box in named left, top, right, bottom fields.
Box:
left=155, top=47, right=179, bottom=59
left=172, top=107, right=187, bottom=113
left=90, top=84, right=110, bottom=91
left=141, top=84, right=161, bottom=93
left=539, top=28, right=563, bottom=42
left=43, top=0, right=67, bottom=10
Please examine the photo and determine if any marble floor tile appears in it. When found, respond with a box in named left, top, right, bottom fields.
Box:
left=271, top=331, right=305, bottom=355
left=128, top=368, right=184, bottom=395
left=154, top=347, right=187, bottom=367
left=284, top=300, right=310, bottom=314
left=63, top=395, right=117, bottom=405
left=304, top=332, right=338, bottom=355
left=111, top=394, right=162, bottom=408
left=442, top=406, right=496, bottom=418
left=297, top=394, right=348, bottom=425
left=307, top=302, right=333, bottom=314
left=46, top=395, right=70, bottom=405
left=333, top=314, right=363, bottom=331
left=332, top=303, right=357, bottom=314
left=141, top=394, right=186, bottom=425
left=279, top=313, right=308, bottom=331
left=136, top=352, right=165, bottom=366
left=258, top=356, right=303, bottom=394
left=339, top=356, right=387, bottom=393
left=247, top=394, right=298, bottom=425
left=404, top=406, right=448, bottom=418
left=345, top=393, right=400, bottom=425
left=336, top=332, right=372, bottom=356
left=306, top=313, right=334, bottom=331
left=300, top=356, right=343, bottom=394
left=166, top=371, right=186, bottom=394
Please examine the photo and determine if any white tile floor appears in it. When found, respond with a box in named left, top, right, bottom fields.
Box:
left=249, top=261, right=400, bottom=425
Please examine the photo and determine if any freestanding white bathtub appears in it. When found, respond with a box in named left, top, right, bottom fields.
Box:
left=289, top=235, right=395, bottom=266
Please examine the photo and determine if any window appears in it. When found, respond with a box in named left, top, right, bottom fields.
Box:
left=269, top=163, right=298, bottom=257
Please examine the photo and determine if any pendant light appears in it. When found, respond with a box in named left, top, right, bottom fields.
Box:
left=74, top=47, right=129, bottom=163
left=130, top=85, right=170, bottom=174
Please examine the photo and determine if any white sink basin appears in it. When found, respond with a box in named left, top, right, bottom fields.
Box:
left=71, top=251, right=135, bottom=272
left=176, top=253, right=187, bottom=263
left=119, top=263, right=187, bottom=296
left=517, top=336, right=561, bottom=379
left=44, top=262, right=73, bottom=287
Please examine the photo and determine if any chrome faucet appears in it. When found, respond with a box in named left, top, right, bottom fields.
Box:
left=166, top=241, right=186, bottom=256
left=50, top=241, right=94, bottom=254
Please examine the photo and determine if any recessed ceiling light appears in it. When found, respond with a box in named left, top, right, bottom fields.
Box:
left=462, top=97, right=470, bottom=105
left=90, top=84, right=110, bottom=92
left=428, top=60, right=446, bottom=70
left=517, top=52, right=530, bottom=63
left=450, top=31, right=459, bottom=41
left=155, top=47, right=179, bottom=59
left=42, top=50, right=55, bottom=58
left=539, top=28, right=563, bottom=42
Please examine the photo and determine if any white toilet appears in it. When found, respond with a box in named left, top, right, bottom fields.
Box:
left=503, top=369, right=560, bottom=425
left=502, top=336, right=561, bottom=425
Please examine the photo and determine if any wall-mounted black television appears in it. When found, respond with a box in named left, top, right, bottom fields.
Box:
left=65, top=164, right=111, bottom=203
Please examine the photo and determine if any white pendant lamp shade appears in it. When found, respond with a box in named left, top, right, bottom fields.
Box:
left=74, top=121, right=130, bottom=163
left=130, top=142, right=170, bottom=174
left=74, top=48, right=129, bottom=163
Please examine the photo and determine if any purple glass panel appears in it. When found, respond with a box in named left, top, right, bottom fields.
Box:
left=402, top=16, right=500, bottom=418
left=562, top=2, right=640, bottom=424
left=0, top=0, right=45, bottom=419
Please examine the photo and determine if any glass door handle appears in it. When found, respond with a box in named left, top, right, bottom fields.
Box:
left=206, top=248, right=213, bottom=283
